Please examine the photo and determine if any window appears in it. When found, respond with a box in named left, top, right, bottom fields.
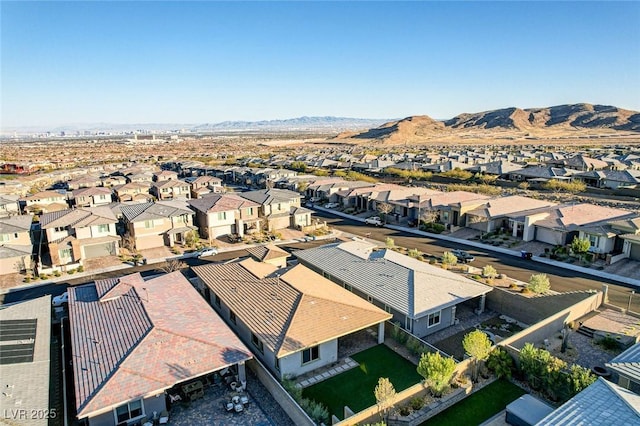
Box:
left=144, top=220, right=153, bottom=229
left=247, top=207, right=254, bottom=216
left=587, top=234, right=599, bottom=248
left=214, top=294, right=221, bottom=307
left=60, top=248, right=72, bottom=260
left=442, top=211, right=450, bottom=222
left=275, top=357, right=280, bottom=371
left=97, top=224, right=109, bottom=233
left=98, top=194, right=106, bottom=200
left=384, top=305, right=392, bottom=313
left=367, top=295, right=374, bottom=303
left=55, top=226, right=65, bottom=232
left=344, top=284, right=352, bottom=292
left=115, top=399, right=143, bottom=424
left=229, top=310, right=236, bottom=324
left=217, top=212, right=227, bottom=220
left=251, top=333, right=264, bottom=354
left=302, top=346, right=320, bottom=364
left=428, top=311, right=441, bottom=328
left=0, top=234, right=9, bottom=243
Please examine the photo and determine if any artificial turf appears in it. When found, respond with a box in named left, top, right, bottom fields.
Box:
left=302, top=344, right=422, bottom=420
left=421, top=379, right=526, bottom=426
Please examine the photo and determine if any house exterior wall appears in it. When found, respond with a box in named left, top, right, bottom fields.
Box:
left=278, top=340, right=338, bottom=379
left=412, top=307, right=454, bottom=338
left=86, top=394, right=166, bottom=426
left=1, top=230, right=31, bottom=245
left=267, top=215, right=290, bottom=231
left=0, top=254, right=31, bottom=275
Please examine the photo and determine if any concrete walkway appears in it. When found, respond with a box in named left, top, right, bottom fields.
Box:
left=294, top=357, right=359, bottom=389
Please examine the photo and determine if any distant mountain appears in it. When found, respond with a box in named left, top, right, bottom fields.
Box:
left=2, top=116, right=391, bottom=136
left=340, top=104, right=640, bottom=143
left=190, top=116, right=391, bottom=132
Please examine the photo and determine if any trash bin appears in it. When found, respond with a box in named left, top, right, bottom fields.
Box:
left=142, top=257, right=147, bottom=265
left=521, top=251, right=532, bottom=260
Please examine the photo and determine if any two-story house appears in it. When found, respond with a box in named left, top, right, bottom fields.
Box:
left=39, top=207, right=120, bottom=271
left=120, top=201, right=197, bottom=250
left=240, top=188, right=311, bottom=231
left=151, top=180, right=191, bottom=201
left=0, top=194, right=20, bottom=217
left=186, top=175, right=224, bottom=199
left=152, top=170, right=178, bottom=182
left=188, top=193, right=261, bottom=241
left=21, top=190, right=69, bottom=214
left=72, top=186, right=113, bottom=208
left=0, top=215, right=33, bottom=275
left=113, top=182, right=153, bottom=203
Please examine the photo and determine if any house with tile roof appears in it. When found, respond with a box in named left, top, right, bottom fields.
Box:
left=573, top=169, right=640, bottom=189
left=67, top=174, right=103, bottom=190
left=239, top=188, right=311, bottom=231
left=0, top=215, right=33, bottom=275
left=0, top=194, right=20, bottom=217
left=245, top=244, right=289, bottom=268
left=120, top=201, right=196, bottom=250
left=68, top=272, right=252, bottom=426
left=185, top=175, right=223, bottom=199
left=507, top=166, right=577, bottom=182
left=72, top=186, right=113, bottom=208
left=21, top=190, right=69, bottom=214
left=404, top=191, right=490, bottom=227
left=536, top=377, right=640, bottom=425
left=464, top=195, right=557, bottom=234
left=606, top=342, right=640, bottom=395
left=152, top=170, right=178, bottom=182
left=113, top=182, right=153, bottom=203
left=295, top=240, right=492, bottom=338
left=150, top=179, right=191, bottom=201
left=0, top=295, right=51, bottom=426
left=188, top=193, right=261, bottom=241
left=528, top=204, right=637, bottom=250
left=193, top=259, right=391, bottom=379
left=39, top=207, right=119, bottom=271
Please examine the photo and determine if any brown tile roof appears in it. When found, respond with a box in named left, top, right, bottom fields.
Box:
left=246, top=244, right=289, bottom=262
left=72, top=186, right=112, bottom=197
left=466, top=195, right=557, bottom=218
left=193, top=260, right=391, bottom=358
left=188, top=193, right=260, bottom=213
left=40, top=206, right=117, bottom=228
left=69, top=272, right=252, bottom=419
left=534, top=203, right=637, bottom=231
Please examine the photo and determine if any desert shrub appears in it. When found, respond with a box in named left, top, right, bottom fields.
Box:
left=408, top=248, right=422, bottom=258
left=487, top=347, right=515, bottom=379
left=482, top=265, right=498, bottom=279
left=441, top=251, right=458, bottom=269
left=410, top=396, right=424, bottom=411
left=53, top=270, right=61, bottom=277
left=299, top=398, right=330, bottom=424
left=527, top=273, right=551, bottom=294
left=598, top=335, right=621, bottom=351
left=77, top=265, right=84, bottom=273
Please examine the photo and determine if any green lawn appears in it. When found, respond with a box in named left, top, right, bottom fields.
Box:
left=422, top=379, right=526, bottom=426
left=302, top=344, right=422, bottom=420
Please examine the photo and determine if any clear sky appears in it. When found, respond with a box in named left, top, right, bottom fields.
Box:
left=2, top=1, right=639, bottom=129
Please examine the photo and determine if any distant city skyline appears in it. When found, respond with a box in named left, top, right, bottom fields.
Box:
left=2, top=1, right=639, bottom=131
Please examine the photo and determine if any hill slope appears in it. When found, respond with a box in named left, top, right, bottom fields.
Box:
left=341, top=103, right=640, bottom=144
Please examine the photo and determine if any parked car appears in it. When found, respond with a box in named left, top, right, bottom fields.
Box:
left=52, top=292, right=69, bottom=307
left=183, top=247, right=219, bottom=258
left=323, top=202, right=339, bottom=209
left=450, top=249, right=475, bottom=263
left=364, top=216, right=383, bottom=226
left=227, top=233, right=242, bottom=243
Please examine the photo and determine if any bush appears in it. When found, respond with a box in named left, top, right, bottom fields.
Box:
left=441, top=251, right=458, bottom=269
left=482, top=265, right=498, bottom=279
left=68, top=269, right=76, bottom=274
left=487, top=347, right=515, bottom=379
left=408, top=248, right=422, bottom=258
left=77, top=265, right=84, bottom=273
left=527, top=273, right=551, bottom=294
left=598, top=335, right=621, bottom=351
left=53, top=270, right=61, bottom=277
left=24, top=277, right=31, bottom=283
left=410, top=396, right=424, bottom=411
left=299, top=398, right=329, bottom=424
left=39, top=274, right=47, bottom=280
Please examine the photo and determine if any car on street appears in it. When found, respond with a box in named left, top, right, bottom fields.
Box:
left=364, top=216, right=383, bottom=226
left=450, top=249, right=475, bottom=263
left=323, top=202, right=339, bottom=209
left=183, top=247, right=219, bottom=258
left=52, top=292, right=69, bottom=307
left=227, top=233, right=242, bottom=243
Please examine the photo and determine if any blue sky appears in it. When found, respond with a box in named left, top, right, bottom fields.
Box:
left=2, top=1, right=639, bottom=128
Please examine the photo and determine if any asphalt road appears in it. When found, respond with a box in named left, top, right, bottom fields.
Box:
left=2, top=217, right=638, bottom=312
left=311, top=210, right=640, bottom=313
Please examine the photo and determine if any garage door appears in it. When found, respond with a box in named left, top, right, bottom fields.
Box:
left=630, top=243, right=640, bottom=261
left=535, top=227, right=562, bottom=245
left=211, top=224, right=233, bottom=238
left=84, top=242, right=116, bottom=259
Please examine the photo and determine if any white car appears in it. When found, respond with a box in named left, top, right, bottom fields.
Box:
left=364, top=217, right=383, bottom=226
left=183, top=247, right=219, bottom=258
left=323, top=202, right=339, bottom=209
left=52, top=292, right=68, bottom=307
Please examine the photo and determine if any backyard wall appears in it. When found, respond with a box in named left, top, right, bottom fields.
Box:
left=245, top=358, right=315, bottom=426
left=499, top=291, right=602, bottom=366
left=486, top=287, right=600, bottom=325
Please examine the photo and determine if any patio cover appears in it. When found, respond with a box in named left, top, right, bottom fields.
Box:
left=505, top=394, right=554, bottom=426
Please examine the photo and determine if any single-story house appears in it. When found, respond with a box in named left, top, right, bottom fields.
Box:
left=294, top=240, right=492, bottom=339
left=193, top=258, right=391, bottom=379
left=69, top=272, right=252, bottom=426
left=606, top=342, right=640, bottom=395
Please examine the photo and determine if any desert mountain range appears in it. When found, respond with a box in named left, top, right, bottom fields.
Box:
left=337, top=103, right=640, bottom=144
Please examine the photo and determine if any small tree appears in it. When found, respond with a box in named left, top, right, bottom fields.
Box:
left=185, top=230, right=200, bottom=249
left=385, top=237, right=395, bottom=248
left=569, top=364, right=596, bottom=395
left=570, top=236, right=591, bottom=262
left=482, top=265, right=498, bottom=280
left=374, top=377, right=396, bottom=422
left=160, top=258, right=186, bottom=273
left=377, top=202, right=394, bottom=223
left=487, top=347, right=514, bottom=379
left=420, top=209, right=439, bottom=227
left=441, top=251, right=458, bottom=269
left=527, top=273, right=551, bottom=294
left=417, top=352, right=456, bottom=397
left=408, top=248, right=422, bottom=259
left=462, top=330, right=493, bottom=381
